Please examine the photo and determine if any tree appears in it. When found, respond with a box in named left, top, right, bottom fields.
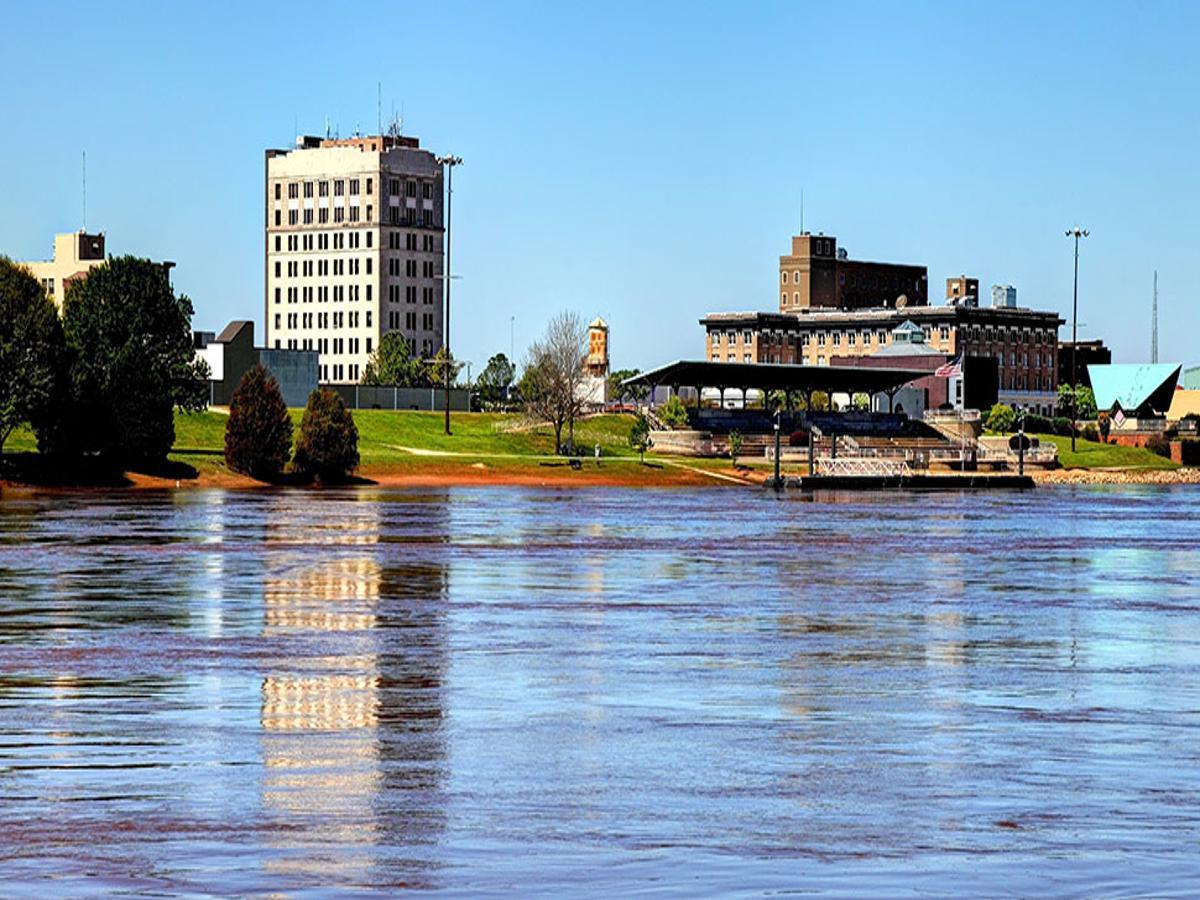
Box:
left=728, top=429, right=744, bottom=466
left=628, top=410, right=653, bottom=462
left=609, top=368, right=647, bottom=405
left=0, top=258, right=67, bottom=458
left=427, top=348, right=463, bottom=393
left=224, top=364, right=292, bottom=481
left=1074, top=385, right=1097, bottom=421
left=361, top=332, right=421, bottom=386
left=659, top=395, right=689, bottom=429
left=985, top=402, right=1015, bottom=433
left=521, top=311, right=588, bottom=454
left=476, top=353, right=516, bottom=409
left=59, top=256, right=208, bottom=462
left=293, top=388, right=359, bottom=482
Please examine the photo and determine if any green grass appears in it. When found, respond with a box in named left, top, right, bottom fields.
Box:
left=1032, top=433, right=1178, bottom=470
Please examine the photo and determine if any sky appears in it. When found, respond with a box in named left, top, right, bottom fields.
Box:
left=2, top=1, right=1197, bottom=372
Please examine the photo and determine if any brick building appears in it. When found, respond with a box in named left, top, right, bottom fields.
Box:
left=702, top=304, right=1062, bottom=414
left=778, top=233, right=927, bottom=311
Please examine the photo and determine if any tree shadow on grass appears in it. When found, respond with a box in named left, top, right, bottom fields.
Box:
left=127, top=458, right=201, bottom=482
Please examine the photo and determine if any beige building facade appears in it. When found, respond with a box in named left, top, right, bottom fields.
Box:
left=21, top=231, right=106, bottom=311
left=265, top=133, right=444, bottom=384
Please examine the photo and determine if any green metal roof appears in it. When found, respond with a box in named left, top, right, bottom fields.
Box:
left=1088, top=363, right=1181, bottom=415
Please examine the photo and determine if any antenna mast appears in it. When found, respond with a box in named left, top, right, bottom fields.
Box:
left=1152, top=270, right=1159, bottom=364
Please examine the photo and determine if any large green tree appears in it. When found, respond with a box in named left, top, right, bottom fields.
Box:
left=475, top=353, right=516, bottom=409
left=608, top=368, right=647, bottom=405
left=0, top=258, right=67, bottom=458
left=59, top=256, right=208, bottom=462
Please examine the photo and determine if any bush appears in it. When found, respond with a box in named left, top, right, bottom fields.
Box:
left=728, top=429, right=744, bottom=465
left=1080, top=424, right=1099, bottom=443
left=985, top=403, right=1015, bottom=433
left=628, top=411, right=653, bottom=462
left=788, top=429, right=809, bottom=447
left=1145, top=433, right=1171, bottom=458
left=659, top=395, right=689, bottom=429
left=1024, top=413, right=1052, bottom=434
left=1051, top=416, right=1073, bottom=437
left=224, top=365, right=292, bottom=481
left=293, top=388, right=359, bottom=482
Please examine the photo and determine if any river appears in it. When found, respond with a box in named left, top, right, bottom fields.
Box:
left=0, top=486, right=1198, bottom=896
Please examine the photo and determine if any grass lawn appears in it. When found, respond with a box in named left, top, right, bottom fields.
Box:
left=3, top=410, right=650, bottom=479
left=1031, top=433, right=1178, bottom=470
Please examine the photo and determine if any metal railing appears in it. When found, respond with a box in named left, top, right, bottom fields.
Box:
left=815, top=456, right=912, bottom=477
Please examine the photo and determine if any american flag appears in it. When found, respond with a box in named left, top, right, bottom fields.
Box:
left=935, top=355, right=963, bottom=378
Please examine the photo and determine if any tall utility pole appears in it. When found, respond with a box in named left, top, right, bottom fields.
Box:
left=1152, top=270, right=1159, bottom=364
left=1066, top=227, right=1089, bottom=452
left=437, top=154, right=463, bottom=435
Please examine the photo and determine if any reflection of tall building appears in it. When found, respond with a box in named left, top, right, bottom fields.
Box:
left=257, top=497, right=451, bottom=887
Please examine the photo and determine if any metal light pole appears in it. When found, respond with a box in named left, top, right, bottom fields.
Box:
left=1066, top=227, right=1089, bottom=452
left=437, top=154, right=463, bottom=435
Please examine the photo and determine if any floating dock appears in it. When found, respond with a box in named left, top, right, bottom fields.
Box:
left=766, top=473, right=1036, bottom=491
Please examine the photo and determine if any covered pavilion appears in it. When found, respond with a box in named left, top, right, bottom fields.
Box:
left=622, top=360, right=930, bottom=414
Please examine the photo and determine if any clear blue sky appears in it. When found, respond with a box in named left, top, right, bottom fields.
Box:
left=2, top=1, right=1197, bottom=371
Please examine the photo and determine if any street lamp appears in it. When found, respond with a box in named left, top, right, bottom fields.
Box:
left=437, top=154, right=463, bottom=435
left=1065, top=226, right=1089, bottom=452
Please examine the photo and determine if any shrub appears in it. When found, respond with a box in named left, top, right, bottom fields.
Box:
left=293, top=388, right=359, bottom=482
left=1052, top=416, right=1073, bottom=437
left=1080, top=424, right=1099, bottom=443
left=628, top=411, right=653, bottom=462
left=985, top=403, right=1015, bottom=433
left=1179, top=440, right=1200, bottom=467
left=788, top=429, right=809, bottom=447
left=1145, top=433, right=1171, bottom=458
left=224, top=364, right=292, bottom=481
left=659, top=395, right=689, bottom=429
left=728, top=429, right=744, bottom=465
left=1024, top=413, right=1052, bottom=434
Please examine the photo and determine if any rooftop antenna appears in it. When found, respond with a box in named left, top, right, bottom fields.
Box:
left=399, top=101, right=405, bottom=137
left=325, top=116, right=331, bottom=140
left=81, top=150, right=86, bottom=231
left=1152, top=269, right=1159, bottom=364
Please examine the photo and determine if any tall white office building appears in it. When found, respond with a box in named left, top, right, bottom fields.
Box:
left=265, top=133, right=444, bottom=384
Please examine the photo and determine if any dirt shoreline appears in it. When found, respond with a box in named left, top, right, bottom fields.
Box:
left=4, top=461, right=1197, bottom=492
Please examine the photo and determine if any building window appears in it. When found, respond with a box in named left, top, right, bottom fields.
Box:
left=275, top=210, right=281, bottom=226
left=288, top=183, right=298, bottom=199
left=303, top=182, right=313, bottom=198
left=366, top=178, right=373, bottom=195
left=793, top=271, right=800, bottom=284
left=350, top=179, right=360, bottom=195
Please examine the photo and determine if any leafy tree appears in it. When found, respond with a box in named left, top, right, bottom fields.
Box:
left=521, top=311, right=588, bottom=454
left=224, top=364, right=292, bottom=481
left=421, top=346, right=464, bottom=392
left=628, top=410, right=653, bottom=462
left=293, top=388, right=359, bottom=483
left=609, top=368, right=648, bottom=405
left=728, top=429, right=744, bottom=466
left=0, top=258, right=67, bottom=458
left=361, top=332, right=421, bottom=386
left=476, top=353, right=516, bottom=409
left=659, top=395, right=689, bottom=429
left=1074, top=385, right=1097, bottom=421
left=59, top=256, right=208, bottom=462
left=1097, top=410, right=1111, bottom=443
left=985, top=402, right=1015, bottom=433
left=851, top=392, right=871, bottom=411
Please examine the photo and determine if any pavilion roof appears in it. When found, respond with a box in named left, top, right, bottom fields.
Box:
left=622, top=360, right=929, bottom=395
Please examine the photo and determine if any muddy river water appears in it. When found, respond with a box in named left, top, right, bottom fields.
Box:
left=1, top=486, right=1197, bottom=896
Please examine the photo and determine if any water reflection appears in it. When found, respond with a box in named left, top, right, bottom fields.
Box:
left=0, top=486, right=1198, bottom=895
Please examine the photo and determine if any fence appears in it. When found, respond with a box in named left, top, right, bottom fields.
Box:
left=323, top=384, right=473, bottom=411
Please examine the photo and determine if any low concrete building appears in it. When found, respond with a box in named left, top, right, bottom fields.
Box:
left=197, top=321, right=318, bottom=407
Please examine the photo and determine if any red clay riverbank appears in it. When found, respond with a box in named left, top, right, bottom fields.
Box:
left=2, top=459, right=752, bottom=491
